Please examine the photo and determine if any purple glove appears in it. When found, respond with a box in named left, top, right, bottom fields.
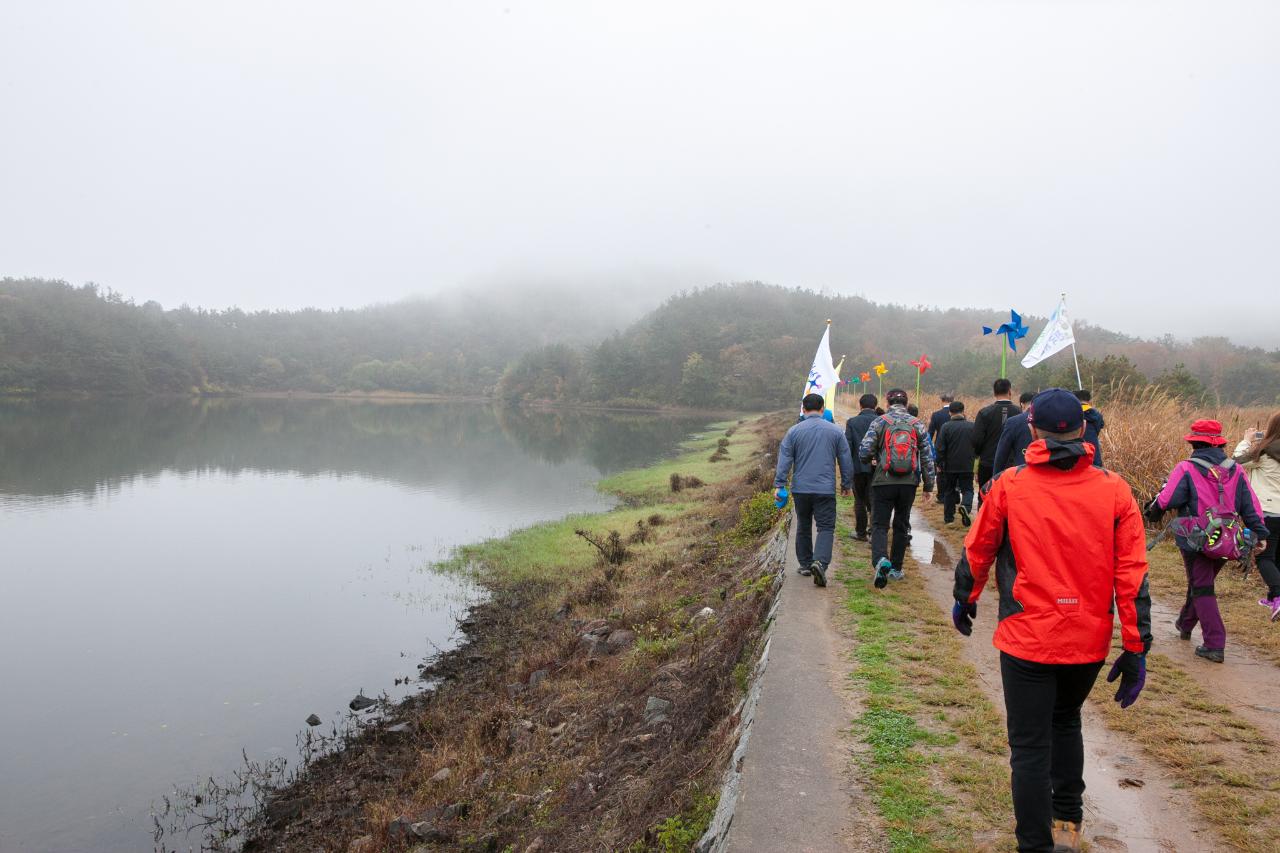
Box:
left=1106, top=651, right=1146, bottom=709
left=952, top=601, right=976, bottom=636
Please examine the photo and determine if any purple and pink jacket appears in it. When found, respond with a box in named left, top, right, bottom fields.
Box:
left=1152, top=447, right=1268, bottom=548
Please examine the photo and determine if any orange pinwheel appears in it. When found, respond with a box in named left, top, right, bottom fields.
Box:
left=859, top=371, right=872, bottom=383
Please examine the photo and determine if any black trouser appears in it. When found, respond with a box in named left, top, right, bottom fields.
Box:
left=870, top=483, right=916, bottom=570
left=977, top=463, right=994, bottom=502
left=939, top=471, right=974, bottom=523
left=1000, top=652, right=1104, bottom=853
left=793, top=493, right=837, bottom=568
left=852, top=472, right=873, bottom=536
left=1258, top=516, right=1280, bottom=599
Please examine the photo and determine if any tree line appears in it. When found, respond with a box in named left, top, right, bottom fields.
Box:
left=2, top=278, right=1276, bottom=406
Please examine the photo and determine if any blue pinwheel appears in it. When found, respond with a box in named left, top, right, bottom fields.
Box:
left=983, top=310, right=1029, bottom=378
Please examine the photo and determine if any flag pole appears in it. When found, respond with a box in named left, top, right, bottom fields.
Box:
left=1063, top=292, right=1083, bottom=389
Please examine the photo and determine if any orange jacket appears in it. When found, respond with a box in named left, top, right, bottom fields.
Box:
left=955, top=439, right=1152, bottom=664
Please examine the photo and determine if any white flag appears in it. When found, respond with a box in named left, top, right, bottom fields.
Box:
left=1021, top=299, right=1076, bottom=368
left=803, top=325, right=839, bottom=410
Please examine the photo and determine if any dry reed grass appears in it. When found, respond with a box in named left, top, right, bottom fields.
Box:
left=1100, top=383, right=1274, bottom=499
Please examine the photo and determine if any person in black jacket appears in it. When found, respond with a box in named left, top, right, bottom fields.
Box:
left=934, top=401, right=976, bottom=526
left=993, top=392, right=1036, bottom=474
left=844, top=394, right=880, bottom=541
left=972, top=378, right=1023, bottom=491
left=928, top=394, right=953, bottom=444
left=1074, top=389, right=1105, bottom=467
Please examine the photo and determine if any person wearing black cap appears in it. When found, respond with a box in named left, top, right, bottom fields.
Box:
left=953, top=388, right=1152, bottom=853
left=858, top=388, right=935, bottom=588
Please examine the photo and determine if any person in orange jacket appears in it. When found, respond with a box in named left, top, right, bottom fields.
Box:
left=951, top=388, right=1152, bottom=853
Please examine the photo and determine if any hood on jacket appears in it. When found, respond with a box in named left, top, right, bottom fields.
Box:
left=1191, top=446, right=1228, bottom=466
left=1023, top=437, right=1095, bottom=470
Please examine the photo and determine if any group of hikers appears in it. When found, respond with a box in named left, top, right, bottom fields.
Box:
left=774, top=382, right=1280, bottom=853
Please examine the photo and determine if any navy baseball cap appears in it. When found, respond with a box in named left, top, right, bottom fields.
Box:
left=1028, top=388, right=1084, bottom=433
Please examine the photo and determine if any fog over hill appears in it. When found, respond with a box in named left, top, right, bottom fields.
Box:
left=2, top=277, right=1276, bottom=405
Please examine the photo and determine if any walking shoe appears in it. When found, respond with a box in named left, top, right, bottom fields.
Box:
left=873, top=557, right=892, bottom=589
left=1051, top=819, right=1082, bottom=853
left=1195, top=645, right=1225, bottom=663
left=811, top=561, right=828, bottom=587
left=852, top=531, right=868, bottom=542
left=1174, top=619, right=1191, bottom=641
left=888, top=567, right=905, bottom=581
left=797, top=563, right=812, bottom=576
left=1259, top=596, right=1280, bottom=622
left=958, top=504, right=972, bottom=527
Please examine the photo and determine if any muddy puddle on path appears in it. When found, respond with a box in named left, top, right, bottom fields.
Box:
left=903, top=512, right=1223, bottom=853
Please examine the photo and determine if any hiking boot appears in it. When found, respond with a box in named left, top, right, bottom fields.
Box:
left=958, top=504, right=972, bottom=527
left=1051, top=819, right=1082, bottom=853
left=873, top=557, right=892, bottom=589
left=1259, top=596, right=1280, bottom=622
left=888, top=567, right=905, bottom=581
left=797, top=563, right=812, bottom=576
left=1195, top=645, right=1225, bottom=663
left=811, top=561, right=828, bottom=587
left=1175, top=619, right=1191, bottom=641
left=943, top=519, right=959, bottom=529
left=852, top=531, right=869, bottom=542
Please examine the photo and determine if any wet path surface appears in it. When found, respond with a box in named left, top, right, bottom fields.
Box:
left=1146, top=595, right=1280, bottom=734
left=906, top=511, right=1223, bottom=853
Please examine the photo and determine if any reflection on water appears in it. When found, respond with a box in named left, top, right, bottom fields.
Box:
left=0, top=398, right=710, bottom=853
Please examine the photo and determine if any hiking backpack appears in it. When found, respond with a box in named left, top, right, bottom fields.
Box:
left=879, top=416, right=920, bottom=476
left=1170, top=458, right=1254, bottom=561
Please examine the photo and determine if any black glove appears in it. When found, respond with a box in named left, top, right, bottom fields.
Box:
left=1106, top=651, right=1146, bottom=709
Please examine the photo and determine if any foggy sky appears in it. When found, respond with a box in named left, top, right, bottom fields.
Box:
left=2, top=1, right=1277, bottom=345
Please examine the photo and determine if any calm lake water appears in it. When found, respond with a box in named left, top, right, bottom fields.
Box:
left=0, top=398, right=710, bottom=853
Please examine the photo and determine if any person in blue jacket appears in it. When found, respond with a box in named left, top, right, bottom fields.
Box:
left=993, top=392, right=1037, bottom=474
left=775, top=393, right=855, bottom=587
left=1074, top=389, right=1105, bottom=467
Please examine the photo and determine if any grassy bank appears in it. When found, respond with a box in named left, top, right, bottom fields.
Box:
left=243, top=414, right=791, bottom=853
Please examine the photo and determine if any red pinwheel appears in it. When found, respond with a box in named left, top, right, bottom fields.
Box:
left=909, top=354, right=932, bottom=399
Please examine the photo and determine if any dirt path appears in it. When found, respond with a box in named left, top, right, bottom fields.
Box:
left=725, top=515, right=873, bottom=853
left=907, top=511, right=1224, bottom=853
left=1146, top=593, right=1280, bottom=733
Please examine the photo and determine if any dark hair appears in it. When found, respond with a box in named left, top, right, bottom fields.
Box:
left=859, top=393, right=878, bottom=409
left=1019, top=392, right=1035, bottom=404
left=886, top=388, right=908, bottom=405
left=939, top=393, right=953, bottom=403
left=1073, top=389, right=1092, bottom=402
left=875, top=407, right=885, bottom=415
left=1245, top=411, right=1280, bottom=462
left=907, top=404, right=919, bottom=417
left=949, top=401, right=965, bottom=414
left=993, top=378, right=1012, bottom=395
left=801, top=393, right=825, bottom=412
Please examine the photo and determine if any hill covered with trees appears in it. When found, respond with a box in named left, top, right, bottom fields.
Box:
left=499, top=283, right=1280, bottom=407
left=2, top=278, right=1276, bottom=406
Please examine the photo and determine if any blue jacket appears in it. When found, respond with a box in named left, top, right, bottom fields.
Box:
left=993, top=411, right=1033, bottom=474
left=928, top=406, right=951, bottom=443
left=1082, top=406, right=1105, bottom=467
left=844, top=408, right=880, bottom=475
left=775, top=413, right=855, bottom=494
